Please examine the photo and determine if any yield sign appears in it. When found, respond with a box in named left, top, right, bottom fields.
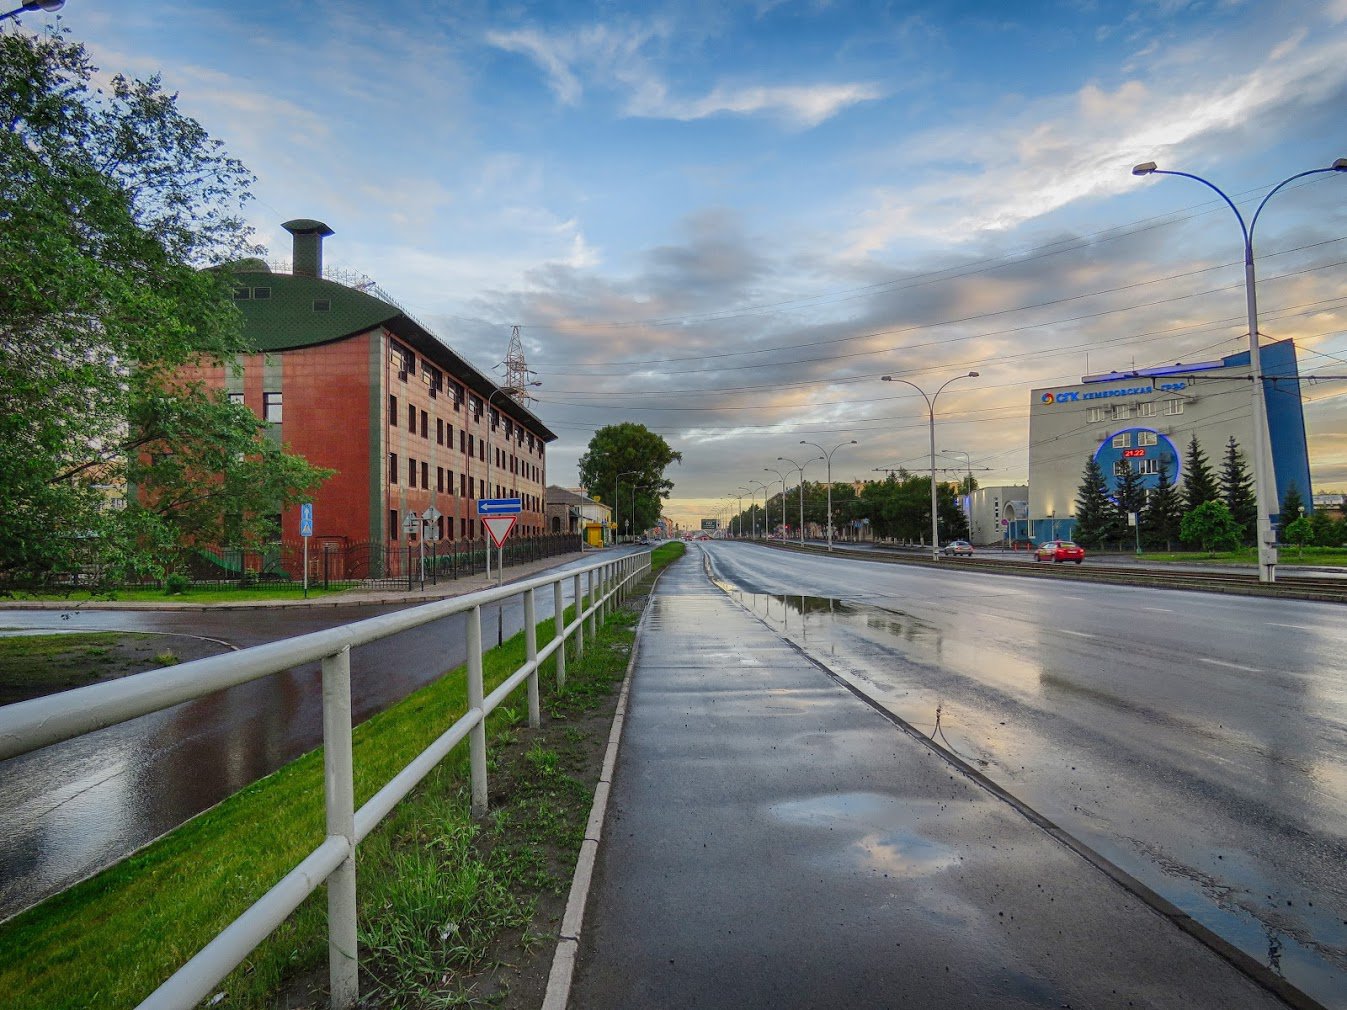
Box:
left=483, top=514, right=517, bottom=548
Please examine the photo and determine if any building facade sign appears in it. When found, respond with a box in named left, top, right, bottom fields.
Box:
left=1040, top=381, right=1186, bottom=405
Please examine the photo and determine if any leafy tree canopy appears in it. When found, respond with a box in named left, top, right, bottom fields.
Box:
left=1180, top=499, right=1243, bottom=555
left=576, top=423, right=681, bottom=535
left=1, top=28, right=329, bottom=583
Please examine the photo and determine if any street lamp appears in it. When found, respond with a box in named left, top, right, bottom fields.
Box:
left=801, top=439, right=857, bottom=552
left=485, top=380, right=541, bottom=581
left=0, top=1, right=65, bottom=21
left=942, top=449, right=973, bottom=534
left=778, top=455, right=822, bottom=546
left=743, top=482, right=768, bottom=539
left=614, top=469, right=640, bottom=545
left=1132, top=157, right=1347, bottom=583
left=880, top=371, right=980, bottom=561
left=764, top=468, right=788, bottom=537
left=728, top=490, right=745, bottom=538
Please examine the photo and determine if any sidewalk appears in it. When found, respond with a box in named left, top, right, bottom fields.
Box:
left=563, top=552, right=1291, bottom=1009
left=0, top=550, right=599, bottom=611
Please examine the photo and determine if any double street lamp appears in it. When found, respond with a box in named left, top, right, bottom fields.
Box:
left=1132, top=157, right=1347, bottom=583
left=777, top=455, right=822, bottom=546
left=1, top=1, right=65, bottom=21
left=743, top=481, right=768, bottom=539
left=881, top=371, right=979, bottom=561
left=763, top=468, right=788, bottom=537
left=801, top=439, right=857, bottom=552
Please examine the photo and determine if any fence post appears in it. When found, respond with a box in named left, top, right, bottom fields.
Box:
left=321, top=646, right=358, bottom=1009
left=573, top=573, right=585, bottom=658
left=525, top=587, right=540, bottom=728
left=467, top=605, right=488, bottom=817
left=553, top=578, right=566, bottom=690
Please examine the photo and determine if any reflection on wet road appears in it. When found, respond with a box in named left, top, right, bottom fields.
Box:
left=700, top=541, right=1347, bottom=1010
left=0, top=551, right=621, bottom=920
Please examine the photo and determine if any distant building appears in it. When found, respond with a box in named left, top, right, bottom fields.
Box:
left=546, top=486, right=610, bottom=547
left=181, top=219, right=555, bottom=561
left=1027, top=339, right=1312, bottom=538
left=966, top=485, right=1028, bottom=545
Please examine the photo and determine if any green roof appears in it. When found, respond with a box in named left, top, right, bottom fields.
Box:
left=229, top=270, right=557, bottom=441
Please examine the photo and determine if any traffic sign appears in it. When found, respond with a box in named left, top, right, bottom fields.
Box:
left=483, top=514, right=517, bottom=547
left=478, top=498, right=522, bottom=516
left=422, top=505, right=442, bottom=522
left=300, top=502, right=314, bottom=538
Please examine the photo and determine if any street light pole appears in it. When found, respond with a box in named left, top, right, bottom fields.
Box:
left=801, top=439, right=857, bottom=552
left=1132, top=158, right=1347, bottom=583
left=778, top=455, right=822, bottom=546
left=764, top=468, right=788, bottom=537
left=880, top=372, right=980, bottom=561
left=744, top=481, right=767, bottom=539
left=0, top=1, right=65, bottom=22
left=614, top=469, right=639, bottom=546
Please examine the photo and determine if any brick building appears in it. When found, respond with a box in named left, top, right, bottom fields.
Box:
left=184, top=219, right=555, bottom=561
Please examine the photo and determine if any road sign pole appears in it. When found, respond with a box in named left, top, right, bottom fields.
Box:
left=303, top=535, right=309, bottom=600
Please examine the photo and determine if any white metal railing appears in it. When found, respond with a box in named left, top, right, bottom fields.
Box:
left=0, top=550, right=653, bottom=1010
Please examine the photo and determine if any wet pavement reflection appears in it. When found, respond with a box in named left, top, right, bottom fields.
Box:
left=703, top=542, right=1347, bottom=1010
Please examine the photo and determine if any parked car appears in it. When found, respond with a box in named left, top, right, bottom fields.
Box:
left=941, top=540, right=974, bottom=557
left=1035, top=540, right=1085, bottom=564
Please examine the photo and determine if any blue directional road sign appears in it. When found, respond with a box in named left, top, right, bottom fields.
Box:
left=477, top=498, right=522, bottom=516
left=300, top=502, right=314, bottom=537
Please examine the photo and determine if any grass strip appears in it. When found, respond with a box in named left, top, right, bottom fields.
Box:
left=2, top=585, right=348, bottom=603
left=1136, top=546, right=1347, bottom=566
left=0, top=543, right=683, bottom=1010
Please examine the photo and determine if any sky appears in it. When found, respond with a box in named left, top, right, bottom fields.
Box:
left=33, top=0, right=1347, bottom=527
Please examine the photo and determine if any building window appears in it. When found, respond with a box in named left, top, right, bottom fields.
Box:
left=420, top=410, right=428, bottom=438
left=437, top=466, right=444, bottom=493
left=1138, top=431, right=1158, bottom=446
left=390, top=509, right=399, bottom=541
left=1088, top=407, right=1107, bottom=423
left=421, top=460, right=428, bottom=488
left=389, top=394, right=397, bottom=426
left=436, top=418, right=444, bottom=444
left=233, top=287, right=250, bottom=301
left=460, top=473, right=467, bottom=497
left=1110, top=404, right=1129, bottom=420
left=1112, top=433, right=1131, bottom=448
left=467, top=434, right=474, bottom=457
left=228, top=391, right=245, bottom=406
left=389, top=453, right=398, bottom=484
left=408, top=457, right=417, bottom=488
left=263, top=391, right=282, bottom=423
left=479, top=478, right=485, bottom=498
left=313, top=299, right=331, bottom=311
left=1164, top=398, right=1184, bottom=415
left=478, top=440, right=484, bottom=462
left=1136, top=401, right=1157, bottom=417
left=252, top=287, right=271, bottom=299
left=1136, top=458, right=1160, bottom=476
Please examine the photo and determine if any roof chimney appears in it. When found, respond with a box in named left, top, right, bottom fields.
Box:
left=281, top=218, right=334, bottom=278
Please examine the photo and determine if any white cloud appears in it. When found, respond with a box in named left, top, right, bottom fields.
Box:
left=627, top=81, right=883, bottom=127
left=485, top=28, right=584, bottom=104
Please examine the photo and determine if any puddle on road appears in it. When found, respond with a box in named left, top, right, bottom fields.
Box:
left=769, top=791, right=960, bottom=877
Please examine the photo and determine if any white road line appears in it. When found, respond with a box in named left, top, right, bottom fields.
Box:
left=1198, top=657, right=1263, bottom=674
left=1268, top=623, right=1314, bottom=632
left=1142, top=607, right=1172, bottom=613
left=1057, top=629, right=1095, bottom=639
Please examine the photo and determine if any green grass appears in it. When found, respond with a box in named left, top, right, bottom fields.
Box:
left=1136, top=545, right=1347, bottom=566
left=0, top=541, right=684, bottom=1010
left=2, top=583, right=349, bottom=604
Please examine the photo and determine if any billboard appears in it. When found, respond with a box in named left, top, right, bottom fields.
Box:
left=700, top=518, right=719, bottom=531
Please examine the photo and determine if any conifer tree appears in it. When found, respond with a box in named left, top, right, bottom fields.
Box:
left=1181, top=435, right=1219, bottom=514
left=1142, top=458, right=1183, bottom=550
left=1073, top=456, right=1118, bottom=549
left=1219, top=436, right=1257, bottom=543
left=1280, top=483, right=1305, bottom=525
left=1113, top=460, right=1147, bottom=549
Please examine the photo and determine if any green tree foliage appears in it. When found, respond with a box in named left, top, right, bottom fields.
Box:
left=577, top=423, right=681, bottom=536
left=1112, top=459, right=1147, bottom=539
left=1072, top=456, right=1118, bottom=549
left=1180, top=500, right=1243, bottom=555
left=1309, top=509, right=1345, bottom=548
left=0, top=29, right=329, bottom=583
left=1282, top=516, right=1313, bottom=554
left=1182, top=435, right=1220, bottom=514
left=1141, top=457, right=1183, bottom=551
left=1280, top=483, right=1305, bottom=525
left=1218, top=436, right=1257, bottom=543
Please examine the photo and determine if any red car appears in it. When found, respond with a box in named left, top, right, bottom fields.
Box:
left=1035, top=540, right=1085, bottom=564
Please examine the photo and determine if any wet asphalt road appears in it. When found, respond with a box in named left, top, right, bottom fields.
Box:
left=697, top=541, right=1347, bottom=1009
left=0, top=551, right=630, bottom=921
left=574, top=552, right=1289, bottom=1010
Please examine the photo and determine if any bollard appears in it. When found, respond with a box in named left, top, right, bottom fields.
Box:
left=466, top=605, right=488, bottom=817
left=553, top=578, right=567, bottom=690
left=525, top=588, right=540, bottom=728
left=574, top=573, right=585, bottom=658
left=321, top=647, right=358, bottom=1009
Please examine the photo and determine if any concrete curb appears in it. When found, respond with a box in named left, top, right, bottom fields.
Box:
left=540, top=559, right=668, bottom=1010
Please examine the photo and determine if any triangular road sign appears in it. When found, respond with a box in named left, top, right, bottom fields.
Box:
left=483, top=514, right=517, bottom=548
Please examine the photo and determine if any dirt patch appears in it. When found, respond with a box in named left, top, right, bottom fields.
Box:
left=0, top=631, right=235, bottom=706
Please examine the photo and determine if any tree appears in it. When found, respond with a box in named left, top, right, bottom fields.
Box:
left=1219, top=436, right=1257, bottom=543
left=1113, top=460, right=1147, bottom=548
left=576, top=423, right=681, bottom=537
left=1141, top=457, right=1183, bottom=551
left=1072, top=456, right=1118, bottom=549
left=1280, top=483, right=1305, bottom=527
left=1182, top=435, right=1220, bottom=515
left=1, top=29, right=329, bottom=583
left=1283, top=516, right=1313, bottom=555
left=1180, top=500, right=1243, bottom=555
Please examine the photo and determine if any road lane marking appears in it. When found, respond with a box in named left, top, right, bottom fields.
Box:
left=1268, top=623, right=1313, bottom=632
left=1198, top=657, right=1263, bottom=674
left=1057, top=629, right=1095, bottom=639
left=1142, top=607, right=1172, bottom=613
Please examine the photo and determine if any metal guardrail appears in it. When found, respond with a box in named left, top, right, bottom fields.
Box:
left=0, top=550, right=653, bottom=1010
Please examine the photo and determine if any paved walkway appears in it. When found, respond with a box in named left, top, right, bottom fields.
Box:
left=566, top=552, right=1291, bottom=1009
